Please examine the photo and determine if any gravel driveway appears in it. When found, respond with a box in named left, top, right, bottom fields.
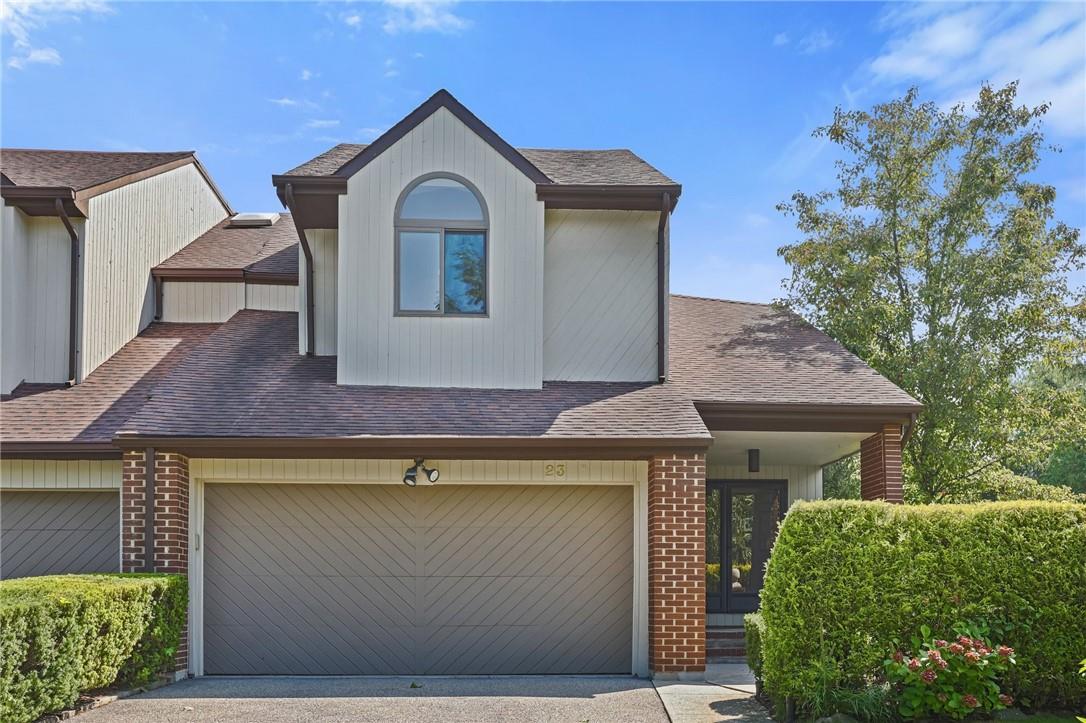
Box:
left=77, top=675, right=669, bottom=722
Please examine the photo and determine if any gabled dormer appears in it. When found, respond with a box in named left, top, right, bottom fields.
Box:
left=273, top=90, right=680, bottom=390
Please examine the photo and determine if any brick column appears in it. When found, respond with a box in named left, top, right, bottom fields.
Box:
left=860, top=424, right=904, bottom=503
left=121, top=449, right=190, bottom=674
left=648, top=452, right=706, bottom=677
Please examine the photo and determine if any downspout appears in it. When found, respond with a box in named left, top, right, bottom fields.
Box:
left=54, top=198, right=80, bottom=386
left=657, top=192, right=672, bottom=383
left=283, top=183, right=316, bottom=356
left=901, top=411, right=919, bottom=448
left=143, top=446, right=155, bottom=573
left=153, top=276, right=163, bottom=321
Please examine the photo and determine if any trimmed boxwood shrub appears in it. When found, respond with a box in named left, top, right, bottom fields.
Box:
left=759, top=501, right=1086, bottom=717
left=745, top=612, right=766, bottom=685
left=0, top=574, right=187, bottom=723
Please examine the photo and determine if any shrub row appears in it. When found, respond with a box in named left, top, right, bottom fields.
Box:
left=0, top=574, right=187, bottom=723
left=757, top=500, right=1086, bottom=717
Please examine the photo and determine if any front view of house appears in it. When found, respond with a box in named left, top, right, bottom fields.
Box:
left=0, top=90, right=920, bottom=679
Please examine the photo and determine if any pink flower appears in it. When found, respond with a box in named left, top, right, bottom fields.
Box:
left=934, top=639, right=949, bottom=648
left=949, top=642, right=964, bottom=655
left=999, top=694, right=1014, bottom=706
left=936, top=657, right=948, bottom=670
left=958, top=635, right=973, bottom=649
left=908, top=658, right=921, bottom=671
left=997, top=645, right=1014, bottom=658
left=928, top=649, right=943, bottom=661
left=921, top=669, right=937, bottom=684
left=965, top=651, right=981, bottom=664
left=963, top=694, right=978, bottom=708
left=892, top=651, right=904, bottom=663
left=972, top=638, right=985, bottom=649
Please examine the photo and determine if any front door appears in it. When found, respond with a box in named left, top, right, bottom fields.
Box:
left=706, top=481, right=787, bottom=614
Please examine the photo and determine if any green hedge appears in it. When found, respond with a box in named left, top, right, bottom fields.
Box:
left=0, top=574, right=187, bottom=723
left=744, top=612, right=766, bottom=685
left=759, top=501, right=1086, bottom=717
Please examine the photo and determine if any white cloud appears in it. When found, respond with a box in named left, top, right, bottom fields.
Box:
left=7, top=46, right=61, bottom=69
left=1, top=0, right=111, bottom=70
left=772, top=32, right=789, bottom=47
left=798, top=29, right=834, bottom=54
left=744, top=212, right=771, bottom=229
left=383, top=57, right=399, bottom=78
left=382, top=0, right=469, bottom=35
left=268, top=97, right=299, bottom=107
left=867, top=3, right=1086, bottom=136
left=300, top=68, right=315, bottom=81
left=306, top=119, right=340, bottom=129
left=358, top=127, right=384, bottom=141
left=343, top=13, right=362, bottom=28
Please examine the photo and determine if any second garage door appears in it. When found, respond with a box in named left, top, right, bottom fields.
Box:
left=203, top=483, right=632, bottom=675
left=1, top=490, right=119, bottom=579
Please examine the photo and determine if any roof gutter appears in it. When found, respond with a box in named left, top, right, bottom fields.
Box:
left=283, top=182, right=316, bottom=356
left=54, top=197, right=80, bottom=385
left=657, top=191, right=671, bottom=383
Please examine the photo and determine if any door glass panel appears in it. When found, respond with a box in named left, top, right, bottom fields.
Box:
left=706, top=487, right=721, bottom=602
left=729, top=493, right=754, bottom=593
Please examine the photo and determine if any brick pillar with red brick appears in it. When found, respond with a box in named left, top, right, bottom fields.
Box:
left=860, top=423, right=904, bottom=503
left=648, top=452, right=706, bottom=678
left=120, top=449, right=190, bottom=675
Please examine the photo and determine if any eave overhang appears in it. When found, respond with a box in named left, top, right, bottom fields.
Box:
left=111, top=434, right=713, bottom=460
left=536, top=184, right=682, bottom=211
left=1, top=442, right=121, bottom=460
left=694, top=401, right=922, bottom=434
left=151, top=267, right=298, bottom=285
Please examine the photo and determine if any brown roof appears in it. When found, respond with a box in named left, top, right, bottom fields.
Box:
left=668, top=295, right=921, bottom=409
left=119, top=310, right=710, bottom=444
left=283, top=142, right=676, bottom=187
left=1, top=322, right=219, bottom=451
left=1, top=149, right=193, bottom=191
left=154, top=215, right=298, bottom=281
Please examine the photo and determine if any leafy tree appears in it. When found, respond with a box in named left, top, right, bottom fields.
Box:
left=778, top=83, right=1084, bottom=502
left=822, top=455, right=860, bottom=500
left=1009, top=360, right=1086, bottom=493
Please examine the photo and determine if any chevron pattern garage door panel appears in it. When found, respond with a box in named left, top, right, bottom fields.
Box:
left=0, top=491, right=119, bottom=579
left=203, top=483, right=632, bottom=675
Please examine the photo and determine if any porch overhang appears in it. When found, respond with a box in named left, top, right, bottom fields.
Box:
left=694, top=401, right=919, bottom=434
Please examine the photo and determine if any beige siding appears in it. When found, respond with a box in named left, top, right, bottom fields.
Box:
left=707, top=463, right=823, bottom=502
left=0, top=209, right=83, bottom=391
left=543, top=210, right=658, bottom=381
left=0, top=459, right=122, bottom=489
left=81, top=163, right=228, bottom=379
left=297, top=230, right=337, bottom=355
left=245, top=283, right=297, bottom=312
left=337, top=106, right=545, bottom=388
left=191, top=458, right=647, bottom=485
left=160, top=281, right=244, bottom=322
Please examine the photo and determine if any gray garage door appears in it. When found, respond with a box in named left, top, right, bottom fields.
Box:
left=0, top=491, right=119, bottom=579
left=204, top=483, right=632, bottom=675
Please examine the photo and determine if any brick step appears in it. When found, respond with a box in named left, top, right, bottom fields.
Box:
left=706, top=628, right=746, bottom=641
left=708, top=655, right=749, bottom=665
left=707, top=645, right=747, bottom=656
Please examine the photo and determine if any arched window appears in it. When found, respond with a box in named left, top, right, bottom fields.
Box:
left=395, top=174, right=488, bottom=316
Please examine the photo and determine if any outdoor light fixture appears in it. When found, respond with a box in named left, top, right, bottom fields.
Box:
left=748, top=449, right=760, bottom=473
left=403, top=459, right=440, bottom=486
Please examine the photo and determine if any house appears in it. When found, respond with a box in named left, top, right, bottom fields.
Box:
left=0, top=90, right=921, bottom=680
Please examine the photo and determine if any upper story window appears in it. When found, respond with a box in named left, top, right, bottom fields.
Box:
left=395, top=174, right=488, bottom=316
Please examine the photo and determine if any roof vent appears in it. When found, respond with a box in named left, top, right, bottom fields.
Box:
left=227, top=212, right=280, bottom=228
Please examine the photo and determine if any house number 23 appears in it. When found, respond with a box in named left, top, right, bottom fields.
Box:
left=545, top=463, right=567, bottom=478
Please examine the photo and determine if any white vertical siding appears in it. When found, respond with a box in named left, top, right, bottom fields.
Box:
left=0, top=209, right=83, bottom=390
left=297, top=230, right=337, bottom=355
left=0, top=460, right=122, bottom=489
left=245, top=283, right=297, bottom=312
left=81, top=163, right=228, bottom=379
left=543, top=209, right=658, bottom=381
left=337, top=106, right=545, bottom=388
left=160, top=281, right=244, bottom=322
left=706, top=463, right=824, bottom=503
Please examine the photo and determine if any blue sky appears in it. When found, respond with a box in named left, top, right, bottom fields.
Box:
left=3, top=1, right=1083, bottom=303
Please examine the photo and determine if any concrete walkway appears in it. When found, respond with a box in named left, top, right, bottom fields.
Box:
left=653, top=664, right=772, bottom=723
left=77, top=675, right=669, bottom=722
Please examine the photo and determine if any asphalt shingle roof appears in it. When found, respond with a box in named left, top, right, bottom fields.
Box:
left=1, top=323, right=219, bottom=445
left=120, top=310, right=709, bottom=441
left=668, top=294, right=921, bottom=408
left=0, top=149, right=193, bottom=191
left=154, top=215, right=298, bottom=279
left=283, top=143, right=676, bottom=187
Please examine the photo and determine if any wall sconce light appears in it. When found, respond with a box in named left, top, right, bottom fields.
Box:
left=403, top=458, right=440, bottom=486
left=748, top=449, right=760, bottom=473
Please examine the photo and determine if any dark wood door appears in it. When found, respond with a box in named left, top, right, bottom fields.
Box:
left=706, top=481, right=787, bottom=614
